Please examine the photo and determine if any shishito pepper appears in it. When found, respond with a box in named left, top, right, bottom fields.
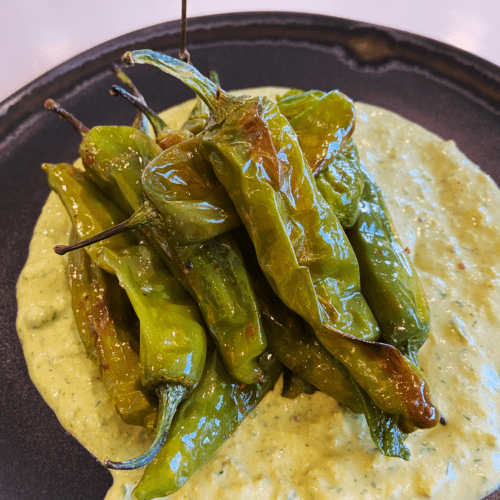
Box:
left=237, top=226, right=411, bottom=458
left=45, top=97, right=162, bottom=217
left=44, top=162, right=207, bottom=469
left=123, top=50, right=439, bottom=429
left=142, top=134, right=240, bottom=245
left=133, top=349, right=282, bottom=500
left=276, top=88, right=324, bottom=119
left=47, top=100, right=267, bottom=385
left=68, top=231, right=157, bottom=431
left=276, top=89, right=363, bottom=228
left=346, top=167, right=431, bottom=366
left=314, top=138, right=365, bottom=228
left=285, top=89, right=355, bottom=176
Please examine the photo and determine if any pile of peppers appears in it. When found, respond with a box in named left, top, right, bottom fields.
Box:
left=42, top=49, right=441, bottom=500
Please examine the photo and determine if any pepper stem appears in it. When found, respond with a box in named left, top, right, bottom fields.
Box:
left=112, top=63, right=143, bottom=98
left=122, top=49, right=233, bottom=114
left=111, top=84, right=170, bottom=136
left=44, top=99, right=88, bottom=136
left=54, top=202, right=159, bottom=255
left=105, top=384, right=187, bottom=470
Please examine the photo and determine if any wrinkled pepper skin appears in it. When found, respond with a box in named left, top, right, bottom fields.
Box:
left=277, top=89, right=363, bottom=228
left=142, top=134, right=240, bottom=245
left=79, top=121, right=267, bottom=385
left=68, top=235, right=157, bottom=430
left=276, top=88, right=324, bottom=120
left=315, top=139, right=365, bottom=228
left=202, top=94, right=379, bottom=341
left=44, top=162, right=207, bottom=394
left=79, top=125, right=162, bottom=215
left=234, top=225, right=411, bottom=458
left=346, top=168, right=431, bottom=365
left=133, top=349, right=282, bottom=500
left=245, top=253, right=364, bottom=414
left=153, top=232, right=268, bottom=385
left=124, top=50, right=439, bottom=429
left=287, top=90, right=355, bottom=176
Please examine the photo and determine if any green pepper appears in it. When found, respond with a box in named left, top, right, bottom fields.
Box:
left=45, top=99, right=162, bottom=217
left=110, top=85, right=240, bottom=244
left=133, top=349, right=282, bottom=500
left=286, top=89, right=355, bottom=176
left=68, top=231, right=157, bottom=431
left=80, top=125, right=162, bottom=216
left=346, top=167, right=431, bottom=365
left=276, top=89, right=363, bottom=227
left=44, top=162, right=207, bottom=469
left=315, top=138, right=364, bottom=228
left=276, top=88, right=324, bottom=119
left=237, top=226, right=410, bottom=458
left=123, top=50, right=439, bottom=429
left=142, top=134, right=240, bottom=245
left=47, top=101, right=267, bottom=386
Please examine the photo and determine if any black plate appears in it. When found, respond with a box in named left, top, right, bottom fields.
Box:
left=1, top=12, right=499, bottom=500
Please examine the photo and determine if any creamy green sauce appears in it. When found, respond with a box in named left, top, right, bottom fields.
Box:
left=16, top=89, right=500, bottom=500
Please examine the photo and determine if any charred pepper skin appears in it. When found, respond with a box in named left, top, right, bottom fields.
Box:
left=121, top=50, right=439, bottom=430
left=68, top=232, right=157, bottom=431
left=346, top=167, right=431, bottom=366
left=142, top=134, right=240, bottom=245
left=276, top=89, right=363, bottom=228
left=237, top=227, right=410, bottom=458
left=43, top=162, right=207, bottom=468
left=79, top=125, right=162, bottom=215
left=286, top=90, right=355, bottom=176
left=133, top=349, right=282, bottom=500
left=76, top=110, right=267, bottom=385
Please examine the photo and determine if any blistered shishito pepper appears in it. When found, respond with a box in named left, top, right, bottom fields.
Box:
left=44, top=162, right=207, bottom=469
left=276, top=89, right=363, bottom=227
left=286, top=90, right=355, bottom=176
left=68, top=231, right=157, bottom=431
left=110, top=85, right=239, bottom=244
left=123, top=50, right=439, bottom=430
left=276, top=88, right=324, bottom=119
left=47, top=101, right=267, bottom=386
left=346, top=167, right=431, bottom=365
left=133, top=349, right=282, bottom=500
left=46, top=97, right=162, bottom=217
left=315, top=139, right=365, bottom=228
left=142, top=134, right=240, bottom=245
left=235, top=225, right=411, bottom=458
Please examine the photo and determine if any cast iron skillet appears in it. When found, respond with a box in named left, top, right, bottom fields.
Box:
left=1, top=12, right=499, bottom=500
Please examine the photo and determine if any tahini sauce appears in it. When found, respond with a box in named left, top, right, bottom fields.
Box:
left=16, top=89, right=500, bottom=500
